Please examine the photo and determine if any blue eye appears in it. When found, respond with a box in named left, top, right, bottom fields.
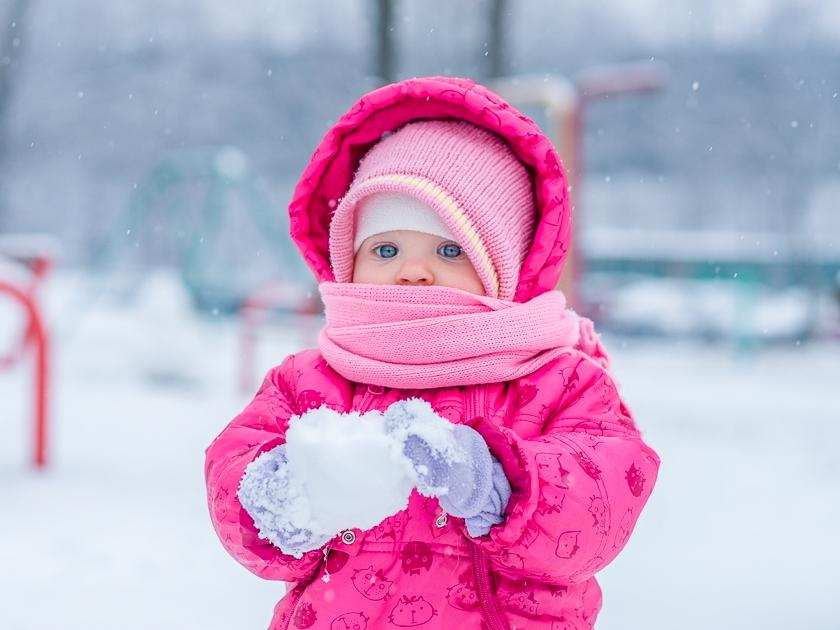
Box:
left=375, top=244, right=398, bottom=258
left=438, top=243, right=463, bottom=258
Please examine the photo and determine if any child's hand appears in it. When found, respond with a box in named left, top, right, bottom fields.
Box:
left=383, top=399, right=511, bottom=536
left=237, top=445, right=332, bottom=558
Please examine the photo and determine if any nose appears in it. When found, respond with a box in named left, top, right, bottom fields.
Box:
left=396, top=258, right=434, bottom=286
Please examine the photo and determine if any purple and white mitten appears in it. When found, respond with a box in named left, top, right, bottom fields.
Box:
left=237, top=445, right=332, bottom=558
left=384, top=399, right=512, bottom=537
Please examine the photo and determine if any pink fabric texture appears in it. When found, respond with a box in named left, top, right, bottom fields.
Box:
left=206, top=77, right=660, bottom=630
left=206, top=351, right=660, bottom=630
left=329, top=120, right=535, bottom=300
left=318, top=281, right=581, bottom=388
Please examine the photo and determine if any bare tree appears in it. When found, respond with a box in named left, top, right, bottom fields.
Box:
left=374, top=0, right=396, bottom=85
left=487, top=0, right=508, bottom=78
left=0, top=0, right=32, bottom=229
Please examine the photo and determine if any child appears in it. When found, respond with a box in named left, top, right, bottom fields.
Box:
left=205, top=76, right=660, bottom=630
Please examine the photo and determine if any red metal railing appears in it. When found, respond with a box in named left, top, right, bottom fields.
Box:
left=492, top=65, right=665, bottom=310
left=238, top=280, right=321, bottom=394
left=0, top=251, right=52, bottom=468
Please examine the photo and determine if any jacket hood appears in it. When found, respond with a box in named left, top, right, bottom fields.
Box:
left=287, top=76, right=571, bottom=302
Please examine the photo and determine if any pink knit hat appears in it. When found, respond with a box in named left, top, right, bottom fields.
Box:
left=329, top=120, right=536, bottom=300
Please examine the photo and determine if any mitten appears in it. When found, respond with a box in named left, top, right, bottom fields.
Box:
left=237, top=444, right=331, bottom=558
left=462, top=459, right=512, bottom=536
left=384, top=398, right=511, bottom=537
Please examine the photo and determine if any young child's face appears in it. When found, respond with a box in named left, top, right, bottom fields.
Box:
left=352, top=230, right=485, bottom=295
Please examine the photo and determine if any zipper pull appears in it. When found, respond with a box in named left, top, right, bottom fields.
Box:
left=321, top=546, right=331, bottom=583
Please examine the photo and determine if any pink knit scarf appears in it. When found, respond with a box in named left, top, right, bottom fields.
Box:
left=318, top=282, right=587, bottom=389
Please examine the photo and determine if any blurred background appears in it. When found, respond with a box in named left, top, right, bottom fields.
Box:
left=0, top=1, right=838, bottom=628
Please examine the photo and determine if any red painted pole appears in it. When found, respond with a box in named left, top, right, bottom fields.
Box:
left=0, top=278, right=49, bottom=468
left=237, top=281, right=321, bottom=395
left=239, top=300, right=259, bottom=395
left=33, top=312, right=48, bottom=468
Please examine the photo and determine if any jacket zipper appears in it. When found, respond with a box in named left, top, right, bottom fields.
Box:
left=465, top=386, right=475, bottom=426
left=357, top=385, right=380, bottom=413
left=281, top=584, right=305, bottom=630
left=283, top=545, right=333, bottom=630
left=469, top=540, right=509, bottom=630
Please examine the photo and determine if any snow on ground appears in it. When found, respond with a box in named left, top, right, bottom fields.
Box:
left=597, top=340, right=840, bottom=630
left=1, top=272, right=838, bottom=629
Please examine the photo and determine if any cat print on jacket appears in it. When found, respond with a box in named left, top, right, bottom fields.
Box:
left=388, top=595, right=437, bottom=626
left=352, top=565, right=394, bottom=601
left=401, top=541, right=433, bottom=575
left=330, top=611, right=369, bottom=630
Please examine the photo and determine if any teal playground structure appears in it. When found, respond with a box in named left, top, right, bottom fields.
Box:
left=580, top=229, right=840, bottom=343
left=95, top=146, right=312, bottom=314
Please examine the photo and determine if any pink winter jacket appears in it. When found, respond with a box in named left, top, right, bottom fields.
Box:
left=205, top=77, right=660, bottom=630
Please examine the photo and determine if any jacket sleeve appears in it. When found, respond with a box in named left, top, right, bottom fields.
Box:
left=205, top=351, right=334, bottom=582
left=469, top=352, right=660, bottom=584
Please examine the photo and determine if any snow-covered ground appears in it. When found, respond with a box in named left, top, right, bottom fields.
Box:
left=1, top=272, right=838, bottom=629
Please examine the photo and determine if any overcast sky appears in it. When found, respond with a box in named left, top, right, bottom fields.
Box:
left=23, top=0, right=840, bottom=54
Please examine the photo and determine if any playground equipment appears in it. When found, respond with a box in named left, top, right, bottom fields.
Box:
left=0, top=235, right=57, bottom=469
left=238, top=279, right=322, bottom=394
left=83, top=146, right=318, bottom=394
left=494, top=68, right=840, bottom=342
left=95, top=146, right=313, bottom=314
left=492, top=63, right=665, bottom=310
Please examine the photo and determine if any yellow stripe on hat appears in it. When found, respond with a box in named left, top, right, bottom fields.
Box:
left=359, top=173, right=499, bottom=294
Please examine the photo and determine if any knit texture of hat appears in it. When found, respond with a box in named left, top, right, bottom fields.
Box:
left=329, top=120, right=536, bottom=300
left=353, top=192, right=457, bottom=252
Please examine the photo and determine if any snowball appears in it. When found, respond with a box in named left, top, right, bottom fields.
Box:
left=285, top=406, right=417, bottom=534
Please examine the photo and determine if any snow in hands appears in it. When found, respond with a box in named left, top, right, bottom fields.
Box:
left=237, top=399, right=467, bottom=557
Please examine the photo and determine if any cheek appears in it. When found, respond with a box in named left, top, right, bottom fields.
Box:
left=440, top=264, right=485, bottom=295
left=465, top=271, right=486, bottom=295
left=351, top=256, right=372, bottom=282
left=352, top=258, right=391, bottom=284
left=351, top=263, right=367, bottom=283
